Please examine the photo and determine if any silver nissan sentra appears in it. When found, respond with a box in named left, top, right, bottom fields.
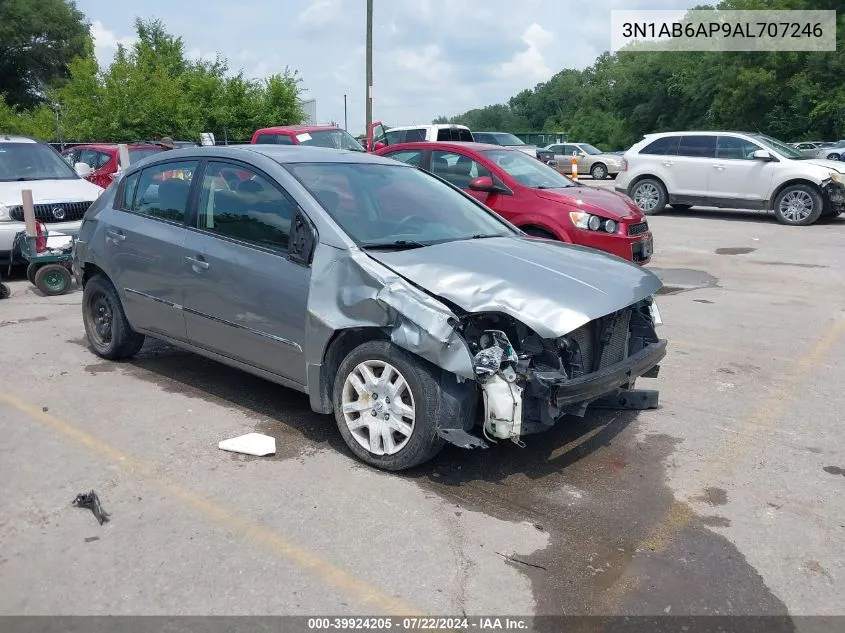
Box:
left=73, top=144, right=667, bottom=470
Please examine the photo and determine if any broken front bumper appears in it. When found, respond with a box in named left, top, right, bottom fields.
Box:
left=823, top=181, right=845, bottom=212
left=535, top=339, right=667, bottom=408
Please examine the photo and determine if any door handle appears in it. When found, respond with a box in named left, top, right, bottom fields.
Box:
left=184, top=255, right=210, bottom=271
left=713, top=165, right=726, bottom=170
left=106, top=229, right=125, bottom=243
left=662, top=161, right=673, bottom=167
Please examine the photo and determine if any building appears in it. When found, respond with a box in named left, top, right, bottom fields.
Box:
left=300, top=99, right=317, bottom=124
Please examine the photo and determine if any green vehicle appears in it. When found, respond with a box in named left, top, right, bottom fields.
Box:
left=14, top=227, right=75, bottom=296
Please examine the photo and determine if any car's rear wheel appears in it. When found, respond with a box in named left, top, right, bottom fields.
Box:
left=333, top=341, right=448, bottom=471
left=773, top=184, right=824, bottom=226
left=82, top=275, right=145, bottom=359
left=630, top=178, right=667, bottom=215
left=590, top=163, right=607, bottom=180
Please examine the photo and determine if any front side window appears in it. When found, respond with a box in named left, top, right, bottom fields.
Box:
left=716, top=136, right=761, bottom=160
left=430, top=150, right=491, bottom=189
left=285, top=162, right=514, bottom=246
left=0, top=142, right=79, bottom=182
left=197, top=161, right=295, bottom=252
left=677, top=136, right=717, bottom=158
left=131, top=160, right=198, bottom=223
left=750, top=134, right=805, bottom=159
left=482, top=149, right=576, bottom=189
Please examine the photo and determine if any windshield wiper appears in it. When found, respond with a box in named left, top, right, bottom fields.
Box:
left=469, top=233, right=507, bottom=239
left=361, top=239, right=429, bottom=250
left=536, top=184, right=573, bottom=189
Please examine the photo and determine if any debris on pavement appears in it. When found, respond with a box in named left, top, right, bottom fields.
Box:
left=218, top=432, right=276, bottom=457
left=72, top=490, right=110, bottom=525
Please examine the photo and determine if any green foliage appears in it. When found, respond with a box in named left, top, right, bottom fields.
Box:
left=0, top=0, right=92, bottom=109
left=441, top=0, right=845, bottom=149
left=2, top=14, right=304, bottom=142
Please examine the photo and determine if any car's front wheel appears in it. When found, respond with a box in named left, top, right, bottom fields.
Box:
left=333, top=341, right=447, bottom=471
left=773, top=184, right=824, bottom=226
left=630, top=178, right=667, bottom=215
left=82, top=275, right=145, bottom=359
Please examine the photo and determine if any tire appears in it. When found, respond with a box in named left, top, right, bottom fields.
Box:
left=26, top=263, right=39, bottom=285
left=523, top=227, right=557, bottom=240
left=332, top=340, right=452, bottom=471
left=0, top=283, right=9, bottom=300
left=34, top=264, right=71, bottom=296
left=82, top=275, right=145, bottom=359
left=629, top=178, right=668, bottom=215
left=590, top=163, right=608, bottom=180
left=670, top=204, right=693, bottom=210
left=773, top=184, right=824, bottom=226
left=826, top=153, right=840, bottom=160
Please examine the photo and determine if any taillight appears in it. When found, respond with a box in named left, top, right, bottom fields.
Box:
left=620, top=158, right=628, bottom=171
left=35, top=221, right=47, bottom=253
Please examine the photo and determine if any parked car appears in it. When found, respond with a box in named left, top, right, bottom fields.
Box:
left=251, top=125, right=365, bottom=151
left=813, top=140, right=845, bottom=160
left=543, top=142, right=623, bottom=180
left=1, top=135, right=103, bottom=266
left=62, top=143, right=165, bottom=189
left=791, top=141, right=828, bottom=158
left=73, top=144, right=666, bottom=471
left=376, top=141, right=653, bottom=264
left=367, top=122, right=473, bottom=151
left=617, top=131, right=845, bottom=225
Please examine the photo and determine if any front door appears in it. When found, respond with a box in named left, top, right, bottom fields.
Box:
left=181, top=160, right=311, bottom=385
left=105, top=159, right=198, bottom=340
left=368, top=121, right=389, bottom=152
left=711, top=135, right=775, bottom=207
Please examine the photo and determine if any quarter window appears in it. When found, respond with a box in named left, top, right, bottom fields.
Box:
left=430, top=151, right=491, bottom=189
left=640, top=136, right=680, bottom=156
left=677, top=136, right=717, bottom=158
left=132, top=161, right=198, bottom=223
left=197, top=161, right=295, bottom=252
left=119, top=172, right=140, bottom=210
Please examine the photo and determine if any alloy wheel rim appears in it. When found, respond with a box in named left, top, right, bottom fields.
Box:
left=88, top=293, right=113, bottom=345
left=779, top=190, right=813, bottom=222
left=634, top=183, right=659, bottom=211
left=341, top=360, right=416, bottom=456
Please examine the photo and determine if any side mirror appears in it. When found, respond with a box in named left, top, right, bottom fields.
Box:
left=752, top=149, right=774, bottom=161
left=75, top=162, right=93, bottom=177
left=374, top=141, right=386, bottom=151
left=289, top=211, right=316, bottom=266
left=469, top=176, right=496, bottom=192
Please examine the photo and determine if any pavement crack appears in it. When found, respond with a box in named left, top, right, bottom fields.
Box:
left=496, top=551, right=548, bottom=571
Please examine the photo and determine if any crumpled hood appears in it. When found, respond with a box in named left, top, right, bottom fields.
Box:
left=366, top=236, right=662, bottom=339
left=0, top=178, right=102, bottom=206
left=536, top=186, right=643, bottom=221
left=804, top=158, right=845, bottom=174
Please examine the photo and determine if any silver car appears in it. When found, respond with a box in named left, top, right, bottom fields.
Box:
left=543, top=142, right=624, bottom=180
left=73, top=145, right=667, bottom=470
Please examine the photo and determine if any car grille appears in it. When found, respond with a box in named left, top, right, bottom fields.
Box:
left=627, top=221, right=649, bottom=236
left=9, top=201, right=93, bottom=223
left=563, top=308, right=632, bottom=377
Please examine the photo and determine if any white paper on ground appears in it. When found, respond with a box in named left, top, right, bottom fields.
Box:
left=218, top=433, right=276, bottom=456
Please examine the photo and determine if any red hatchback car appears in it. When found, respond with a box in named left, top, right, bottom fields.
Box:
left=251, top=125, right=366, bottom=151
left=376, top=142, right=653, bottom=264
left=62, top=144, right=165, bottom=189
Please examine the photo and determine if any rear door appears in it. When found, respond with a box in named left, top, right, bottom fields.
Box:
left=669, top=135, right=717, bottom=201
left=181, top=159, right=311, bottom=385
left=104, top=159, right=198, bottom=340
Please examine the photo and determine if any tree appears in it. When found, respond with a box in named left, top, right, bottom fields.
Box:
left=0, top=0, right=91, bottom=108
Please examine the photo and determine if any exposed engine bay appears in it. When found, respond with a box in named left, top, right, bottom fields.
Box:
left=456, top=298, right=665, bottom=446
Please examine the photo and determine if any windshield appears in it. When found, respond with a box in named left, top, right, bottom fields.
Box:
left=285, top=162, right=515, bottom=247
left=0, top=142, right=79, bottom=182
left=580, top=144, right=603, bottom=155
left=751, top=134, right=805, bottom=159
left=299, top=129, right=365, bottom=152
left=493, top=133, right=525, bottom=146
left=482, top=149, right=576, bottom=189
left=128, top=148, right=164, bottom=163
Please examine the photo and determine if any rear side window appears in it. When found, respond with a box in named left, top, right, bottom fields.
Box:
left=640, top=136, right=680, bottom=156
left=255, top=134, right=293, bottom=145
left=131, top=161, right=198, bottom=223
left=677, top=136, right=716, bottom=158
left=436, top=128, right=473, bottom=142
left=385, top=150, right=424, bottom=167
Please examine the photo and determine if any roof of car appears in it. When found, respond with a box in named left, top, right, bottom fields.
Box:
left=254, top=125, right=341, bottom=134
left=386, top=124, right=471, bottom=131
left=0, top=134, right=38, bottom=143
left=138, top=144, right=402, bottom=165
left=378, top=141, right=508, bottom=152
left=65, top=143, right=162, bottom=151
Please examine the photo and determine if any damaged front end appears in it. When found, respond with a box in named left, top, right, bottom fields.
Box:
left=822, top=178, right=845, bottom=214
left=460, top=298, right=666, bottom=446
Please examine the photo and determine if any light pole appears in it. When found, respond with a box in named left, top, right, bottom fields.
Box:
left=344, top=94, right=348, bottom=131
left=53, top=104, right=63, bottom=150
left=365, top=0, right=373, bottom=136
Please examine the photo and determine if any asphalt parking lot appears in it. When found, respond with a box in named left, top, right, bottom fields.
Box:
left=1, top=192, right=844, bottom=625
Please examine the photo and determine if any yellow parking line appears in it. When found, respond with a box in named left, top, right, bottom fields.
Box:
left=597, top=315, right=845, bottom=613
left=0, top=392, right=420, bottom=616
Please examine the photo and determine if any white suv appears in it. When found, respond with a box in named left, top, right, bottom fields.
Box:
left=616, top=131, right=845, bottom=226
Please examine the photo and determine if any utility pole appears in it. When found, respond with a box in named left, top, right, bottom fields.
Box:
left=365, top=0, right=373, bottom=135
left=344, top=94, right=348, bottom=130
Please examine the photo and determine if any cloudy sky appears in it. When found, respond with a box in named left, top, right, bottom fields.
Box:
left=77, top=0, right=695, bottom=135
